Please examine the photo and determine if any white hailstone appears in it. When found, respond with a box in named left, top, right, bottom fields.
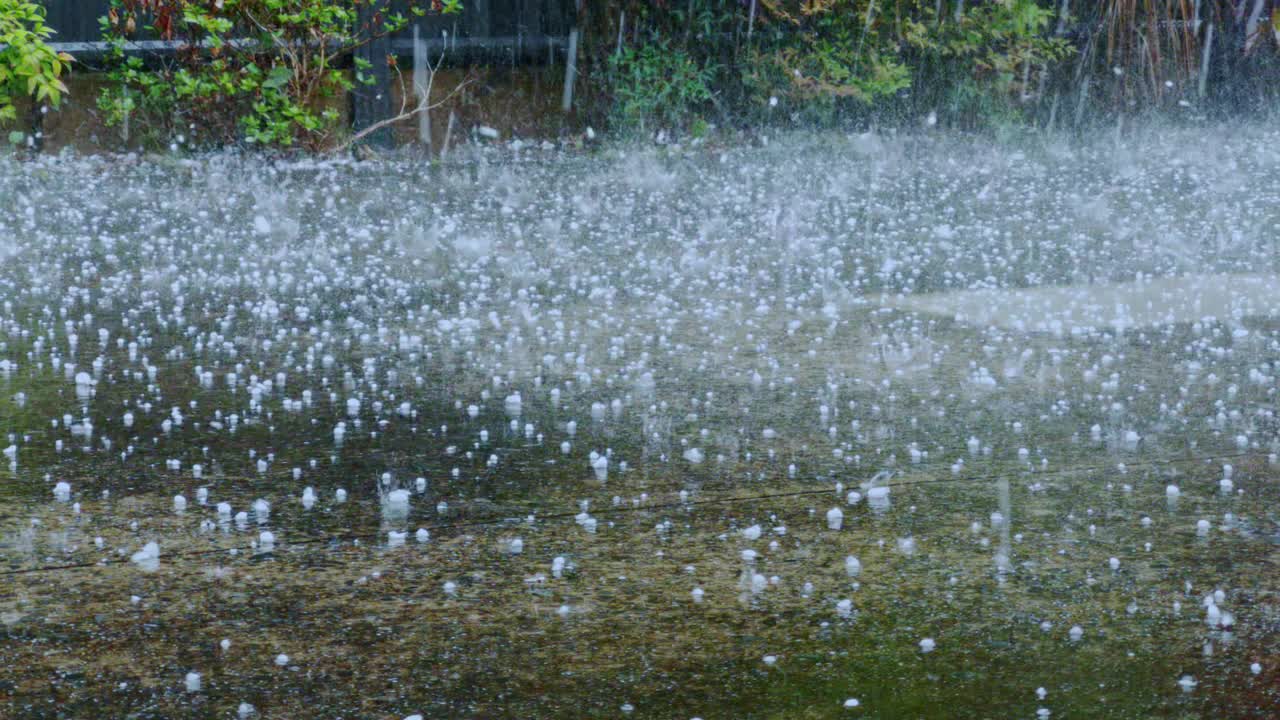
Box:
left=53, top=481, right=71, bottom=502
left=404, top=715, right=424, bottom=720
left=826, top=507, right=844, bottom=530
left=415, top=477, right=427, bottom=493
left=173, top=494, right=187, bottom=512
left=551, top=556, right=566, bottom=578
left=184, top=672, right=202, bottom=692
left=388, top=531, right=407, bottom=548
left=1068, top=626, right=1084, bottom=642
left=836, top=599, right=853, bottom=618
left=843, top=698, right=860, bottom=708
left=844, top=556, right=861, bottom=577
left=258, top=531, right=276, bottom=552
left=274, top=653, right=290, bottom=667
left=1251, top=662, right=1262, bottom=675
left=239, top=708, right=257, bottom=720
left=416, top=528, right=430, bottom=544
left=741, top=549, right=758, bottom=563
left=1177, top=675, right=1197, bottom=693
left=1165, top=485, right=1180, bottom=498
left=1108, top=557, right=1120, bottom=571
left=444, top=581, right=458, bottom=596
left=252, top=498, right=270, bottom=523
left=335, top=488, right=347, bottom=503
left=919, top=638, right=936, bottom=653
left=683, top=447, right=704, bottom=464
left=220, top=639, right=231, bottom=651
left=1036, top=687, right=1047, bottom=700
left=1205, top=604, right=1221, bottom=627
left=846, top=490, right=862, bottom=505
left=301, top=487, right=316, bottom=510
left=1196, top=519, right=1211, bottom=536
left=691, top=587, right=705, bottom=603
left=383, top=489, right=411, bottom=518
left=762, top=655, right=777, bottom=667
left=130, top=541, right=160, bottom=572
left=217, top=502, right=232, bottom=516
left=867, top=486, right=891, bottom=511
left=508, top=537, right=524, bottom=555
left=742, top=524, right=762, bottom=541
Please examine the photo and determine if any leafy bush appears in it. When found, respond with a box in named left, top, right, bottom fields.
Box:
left=0, top=0, right=72, bottom=127
left=750, top=0, right=1071, bottom=127
left=607, top=41, right=716, bottom=132
left=97, top=0, right=460, bottom=150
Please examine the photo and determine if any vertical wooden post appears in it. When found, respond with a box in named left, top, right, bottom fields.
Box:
left=1198, top=23, right=1214, bottom=99
left=353, top=1, right=394, bottom=148
left=1073, top=74, right=1090, bottom=127
left=27, top=102, right=45, bottom=153
left=413, top=24, right=432, bottom=152
left=562, top=1, right=582, bottom=114
left=468, top=0, right=491, bottom=62
left=562, top=28, right=579, bottom=113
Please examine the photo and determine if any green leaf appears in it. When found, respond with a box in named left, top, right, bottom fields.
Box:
left=263, top=66, right=292, bottom=90
left=8, top=130, right=24, bottom=145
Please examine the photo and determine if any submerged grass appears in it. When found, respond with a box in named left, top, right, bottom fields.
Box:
left=0, top=129, right=1279, bottom=717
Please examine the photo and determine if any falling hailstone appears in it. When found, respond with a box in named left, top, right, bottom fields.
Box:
left=130, top=541, right=160, bottom=572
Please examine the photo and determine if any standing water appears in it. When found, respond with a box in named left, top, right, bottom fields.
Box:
left=0, top=127, right=1277, bottom=718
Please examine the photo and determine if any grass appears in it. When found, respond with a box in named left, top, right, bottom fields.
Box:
left=0, top=131, right=1279, bottom=717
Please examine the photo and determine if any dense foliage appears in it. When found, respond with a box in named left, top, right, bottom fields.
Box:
left=96, top=0, right=460, bottom=149
left=0, top=0, right=72, bottom=137
left=584, top=0, right=1280, bottom=134
left=7, top=0, right=1280, bottom=149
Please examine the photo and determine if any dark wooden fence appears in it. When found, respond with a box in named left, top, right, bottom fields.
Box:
left=38, top=1, right=578, bottom=143
left=40, top=1, right=576, bottom=61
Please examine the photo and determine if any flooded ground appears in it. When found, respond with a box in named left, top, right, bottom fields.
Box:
left=1, top=126, right=1278, bottom=718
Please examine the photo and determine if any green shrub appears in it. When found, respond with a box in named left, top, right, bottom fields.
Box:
left=607, top=40, right=716, bottom=133
left=746, top=0, right=1071, bottom=128
left=97, top=0, right=461, bottom=150
left=0, top=0, right=72, bottom=127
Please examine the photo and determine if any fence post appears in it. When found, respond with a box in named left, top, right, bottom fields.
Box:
left=353, top=1, right=394, bottom=148
left=561, top=0, right=582, bottom=113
